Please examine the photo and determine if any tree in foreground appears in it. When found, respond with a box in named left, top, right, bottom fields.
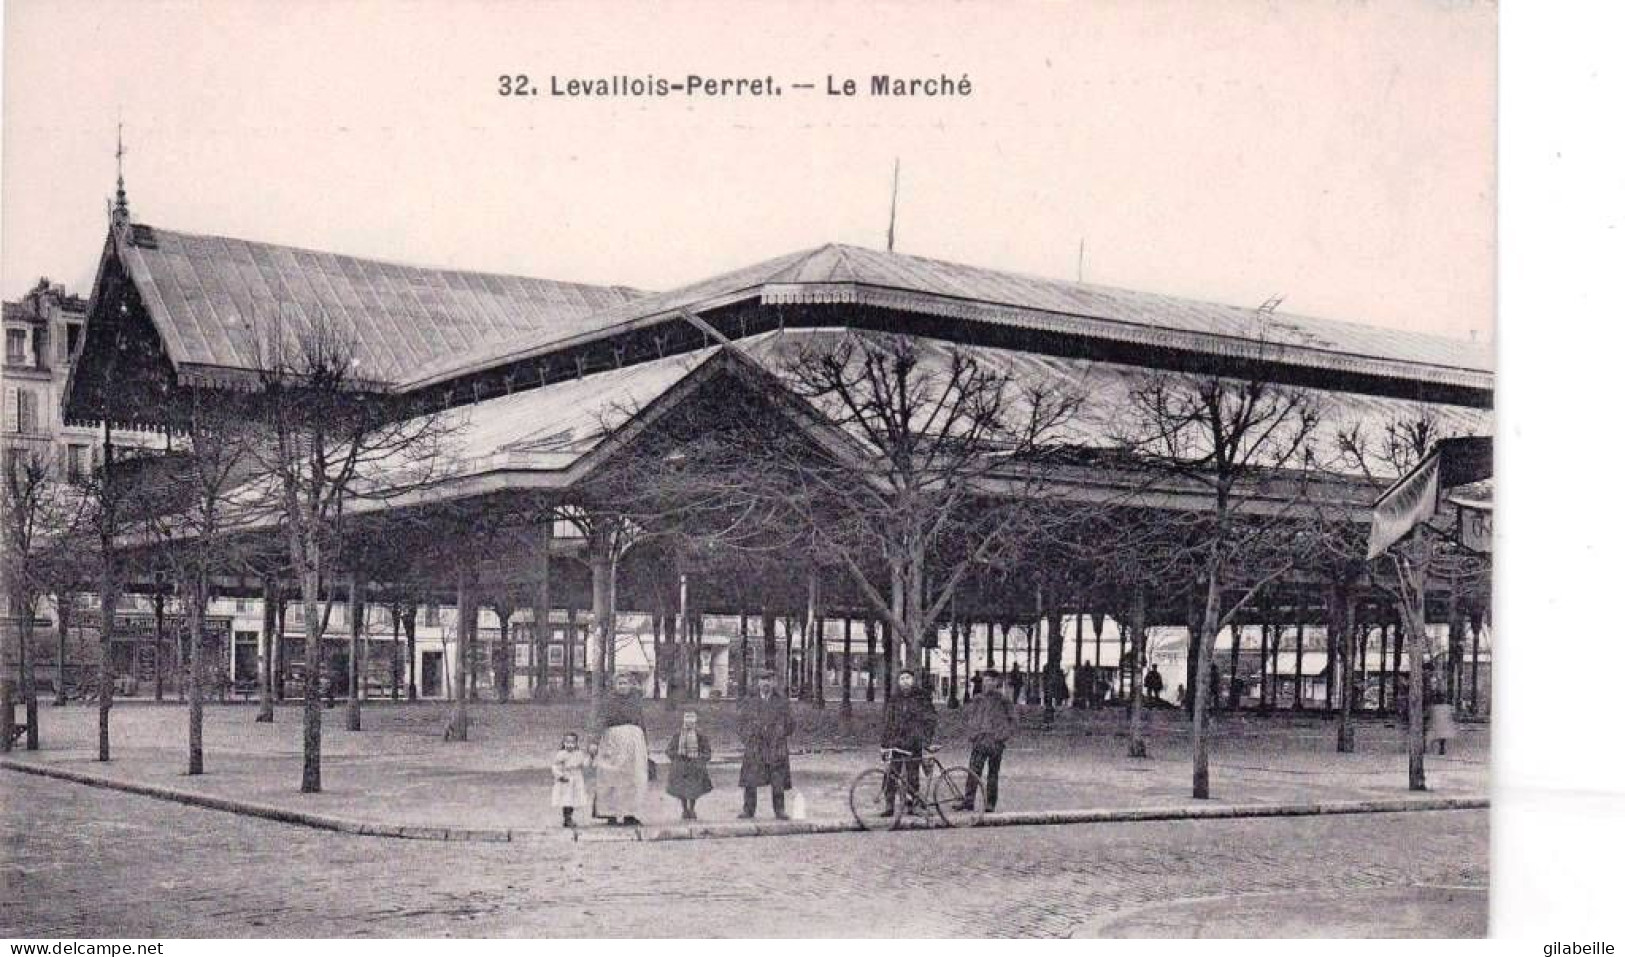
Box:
left=1, top=446, right=79, bottom=752
left=138, top=391, right=264, bottom=774
left=248, top=310, right=453, bottom=792
left=1115, top=352, right=1323, bottom=799
left=1337, top=414, right=1490, bottom=789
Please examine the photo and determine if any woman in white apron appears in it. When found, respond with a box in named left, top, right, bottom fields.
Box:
left=592, top=673, right=650, bottom=825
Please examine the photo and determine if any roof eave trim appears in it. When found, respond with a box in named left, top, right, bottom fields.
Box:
left=759, top=282, right=1494, bottom=392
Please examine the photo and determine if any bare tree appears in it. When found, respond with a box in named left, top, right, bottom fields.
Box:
left=760, top=332, right=1087, bottom=673
left=135, top=392, right=265, bottom=774
left=247, top=309, right=454, bottom=793
left=1, top=446, right=80, bottom=752
left=1337, top=412, right=1489, bottom=788
left=1115, top=350, right=1323, bottom=799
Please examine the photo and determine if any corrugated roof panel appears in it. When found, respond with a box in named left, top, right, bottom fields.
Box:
left=116, top=225, right=645, bottom=386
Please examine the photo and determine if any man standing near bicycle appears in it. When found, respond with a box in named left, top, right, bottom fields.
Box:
left=881, top=668, right=938, bottom=816
left=961, top=669, right=1016, bottom=812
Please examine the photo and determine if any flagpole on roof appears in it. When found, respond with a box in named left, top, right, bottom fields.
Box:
left=886, top=158, right=900, bottom=253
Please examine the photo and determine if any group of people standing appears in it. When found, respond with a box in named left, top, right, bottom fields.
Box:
left=549, top=670, right=796, bottom=827
left=548, top=663, right=1029, bottom=828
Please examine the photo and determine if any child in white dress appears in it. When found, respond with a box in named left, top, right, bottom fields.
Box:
left=551, top=732, right=591, bottom=827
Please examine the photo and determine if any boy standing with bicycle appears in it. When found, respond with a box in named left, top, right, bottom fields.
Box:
left=881, top=668, right=938, bottom=815
left=962, top=669, right=1016, bottom=812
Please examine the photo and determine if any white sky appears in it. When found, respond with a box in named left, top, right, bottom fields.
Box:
left=2, top=0, right=1494, bottom=344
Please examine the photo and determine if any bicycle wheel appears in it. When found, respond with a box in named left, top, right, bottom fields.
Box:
left=930, top=766, right=986, bottom=827
left=848, top=766, right=904, bottom=831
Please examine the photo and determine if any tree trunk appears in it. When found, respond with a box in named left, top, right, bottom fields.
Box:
left=273, top=596, right=287, bottom=701
left=152, top=586, right=166, bottom=702
left=1183, top=600, right=1200, bottom=719
left=1469, top=612, right=1482, bottom=715
left=446, top=564, right=472, bottom=742
left=390, top=603, right=401, bottom=701
left=187, top=574, right=206, bottom=774
left=810, top=575, right=825, bottom=709
left=1396, top=554, right=1428, bottom=791
left=1447, top=587, right=1464, bottom=714
left=404, top=605, right=418, bottom=702
left=1227, top=622, right=1242, bottom=711
left=1043, top=609, right=1063, bottom=719
left=256, top=579, right=276, bottom=722
left=880, top=619, right=893, bottom=700
left=1293, top=612, right=1305, bottom=710
left=55, top=595, right=70, bottom=707
left=588, top=548, right=614, bottom=729
left=97, top=564, right=116, bottom=762
left=840, top=616, right=853, bottom=716
left=296, top=562, right=324, bottom=792
left=762, top=606, right=776, bottom=681
left=536, top=548, right=557, bottom=704
left=1378, top=621, right=1390, bottom=714
left=1334, top=582, right=1357, bottom=753
left=495, top=603, right=513, bottom=704
left=344, top=572, right=363, bottom=731
left=1071, top=610, right=1086, bottom=710
left=1191, top=558, right=1224, bottom=799
left=1128, top=588, right=1148, bottom=758
left=865, top=618, right=877, bottom=702
left=19, top=595, right=39, bottom=750
left=947, top=617, right=960, bottom=708
left=564, top=603, right=577, bottom=698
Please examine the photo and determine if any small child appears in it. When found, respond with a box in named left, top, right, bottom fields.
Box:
left=664, top=711, right=713, bottom=821
left=551, top=732, right=591, bottom=828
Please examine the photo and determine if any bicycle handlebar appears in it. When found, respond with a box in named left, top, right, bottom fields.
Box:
left=880, top=745, right=940, bottom=759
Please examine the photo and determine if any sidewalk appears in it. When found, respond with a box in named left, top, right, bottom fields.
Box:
left=1, top=699, right=1488, bottom=842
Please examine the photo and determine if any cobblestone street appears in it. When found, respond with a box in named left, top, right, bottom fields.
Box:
left=0, top=772, right=1487, bottom=937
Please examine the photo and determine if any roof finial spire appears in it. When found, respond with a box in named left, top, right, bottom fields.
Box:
left=111, top=116, right=130, bottom=229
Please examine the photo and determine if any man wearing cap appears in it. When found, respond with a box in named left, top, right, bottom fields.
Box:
left=737, top=670, right=795, bottom=819
left=881, top=668, right=939, bottom=815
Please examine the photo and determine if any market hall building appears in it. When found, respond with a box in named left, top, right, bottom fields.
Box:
left=51, top=205, right=1493, bottom=714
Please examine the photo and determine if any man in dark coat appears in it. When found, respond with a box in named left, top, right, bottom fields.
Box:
left=737, top=671, right=795, bottom=819
left=881, top=668, right=938, bottom=814
left=1145, top=663, right=1165, bottom=701
left=1041, top=661, right=1069, bottom=722
left=961, top=670, right=1017, bottom=811
left=1079, top=660, right=1098, bottom=709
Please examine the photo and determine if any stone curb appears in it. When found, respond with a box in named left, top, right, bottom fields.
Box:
left=2, top=757, right=1487, bottom=845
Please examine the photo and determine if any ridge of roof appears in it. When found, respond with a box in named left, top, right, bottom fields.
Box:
left=132, top=224, right=646, bottom=296
left=404, top=240, right=1493, bottom=392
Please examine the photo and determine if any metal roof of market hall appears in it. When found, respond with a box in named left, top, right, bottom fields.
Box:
left=402, top=242, right=1495, bottom=392
left=107, top=223, right=645, bottom=387
left=87, top=221, right=1492, bottom=404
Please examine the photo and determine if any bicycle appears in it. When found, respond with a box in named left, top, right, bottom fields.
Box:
left=847, top=744, right=986, bottom=831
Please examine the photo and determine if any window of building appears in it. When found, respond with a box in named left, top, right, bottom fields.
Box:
left=64, top=322, right=82, bottom=360
left=17, top=390, right=38, bottom=434
left=67, top=444, right=89, bottom=481
left=5, top=329, right=25, bottom=364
